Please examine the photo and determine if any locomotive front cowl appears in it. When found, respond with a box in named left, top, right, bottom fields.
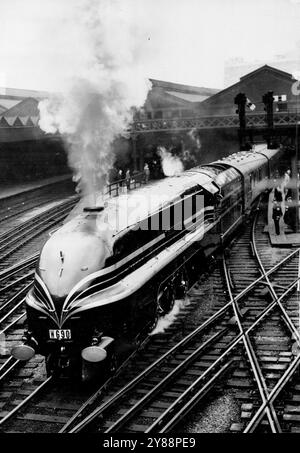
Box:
left=11, top=210, right=115, bottom=375
left=38, top=228, right=109, bottom=298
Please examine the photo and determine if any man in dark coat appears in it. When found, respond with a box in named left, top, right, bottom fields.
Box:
left=272, top=201, right=283, bottom=235
left=274, top=185, right=283, bottom=202
left=284, top=196, right=296, bottom=231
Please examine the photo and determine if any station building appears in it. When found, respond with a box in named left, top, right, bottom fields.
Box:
left=0, top=65, right=299, bottom=184
left=133, top=65, right=300, bottom=172
left=0, top=87, right=68, bottom=184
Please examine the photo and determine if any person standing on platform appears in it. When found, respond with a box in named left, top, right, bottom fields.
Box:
left=144, top=163, right=150, bottom=183
left=274, top=184, right=283, bottom=202
left=118, top=169, right=123, bottom=186
left=273, top=170, right=280, bottom=189
left=283, top=169, right=291, bottom=196
left=284, top=196, right=296, bottom=231
left=125, top=169, right=131, bottom=191
left=272, top=200, right=283, bottom=236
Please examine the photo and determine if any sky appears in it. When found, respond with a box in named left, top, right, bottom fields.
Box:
left=0, top=0, right=300, bottom=92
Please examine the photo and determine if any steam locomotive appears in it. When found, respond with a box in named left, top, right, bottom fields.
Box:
left=12, top=144, right=284, bottom=380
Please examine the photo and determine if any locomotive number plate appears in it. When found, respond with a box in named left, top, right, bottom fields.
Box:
left=49, top=329, right=71, bottom=340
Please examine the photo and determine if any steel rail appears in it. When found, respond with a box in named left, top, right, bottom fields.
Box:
left=232, top=246, right=300, bottom=306
left=0, top=283, right=32, bottom=316
left=250, top=212, right=300, bottom=343
left=73, top=335, right=241, bottom=434
left=67, top=273, right=300, bottom=433
left=146, top=360, right=236, bottom=433
left=59, top=335, right=151, bottom=433
left=223, top=253, right=282, bottom=433
left=145, top=274, right=300, bottom=433
left=242, top=205, right=300, bottom=433
left=0, top=200, right=44, bottom=225
left=0, top=211, right=71, bottom=264
left=60, top=203, right=300, bottom=433
left=0, top=312, right=26, bottom=336
left=0, top=193, right=78, bottom=226
left=0, top=271, right=34, bottom=295
left=104, top=329, right=229, bottom=433
left=144, top=213, right=300, bottom=434
left=0, top=358, right=20, bottom=383
left=0, top=204, right=75, bottom=257
left=145, top=339, right=242, bottom=433
left=0, top=375, right=53, bottom=427
left=0, top=356, right=15, bottom=374
left=244, top=348, right=300, bottom=432
left=64, top=307, right=236, bottom=433
left=0, top=298, right=25, bottom=325
left=64, top=251, right=300, bottom=433
left=0, top=199, right=76, bottom=246
left=0, top=254, right=37, bottom=284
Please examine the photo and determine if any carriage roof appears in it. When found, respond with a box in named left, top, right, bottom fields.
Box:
left=65, top=145, right=279, bottom=242
left=65, top=167, right=221, bottom=238
left=213, top=144, right=278, bottom=175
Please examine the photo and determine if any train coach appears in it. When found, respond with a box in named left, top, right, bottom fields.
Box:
left=11, top=144, right=284, bottom=380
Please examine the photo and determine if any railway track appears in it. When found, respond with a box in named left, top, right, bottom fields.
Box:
left=0, top=197, right=79, bottom=342
left=0, top=197, right=78, bottom=395
left=225, top=199, right=300, bottom=433
left=57, top=198, right=300, bottom=434
left=0, top=196, right=78, bottom=270
left=0, top=184, right=75, bottom=234
left=0, top=376, right=95, bottom=433
left=0, top=334, right=150, bottom=433
left=0, top=256, right=237, bottom=433
left=0, top=257, right=39, bottom=384
left=1, top=195, right=300, bottom=433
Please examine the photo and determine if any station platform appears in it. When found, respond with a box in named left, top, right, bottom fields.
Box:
left=265, top=190, right=300, bottom=246
left=0, top=174, right=72, bottom=202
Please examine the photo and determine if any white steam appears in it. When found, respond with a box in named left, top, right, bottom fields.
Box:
left=158, top=146, right=184, bottom=177
left=188, top=128, right=202, bottom=150
left=38, top=0, right=150, bottom=197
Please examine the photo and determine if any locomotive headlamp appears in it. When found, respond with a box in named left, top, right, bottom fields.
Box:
left=11, top=332, right=38, bottom=361
left=81, top=336, right=114, bottom=363
left=11, top=344, right=35, bottom=361
left=81, top=345, right=107, bottom=363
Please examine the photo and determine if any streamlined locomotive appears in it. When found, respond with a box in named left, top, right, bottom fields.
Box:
left=12, top=144, right=284, bottom=379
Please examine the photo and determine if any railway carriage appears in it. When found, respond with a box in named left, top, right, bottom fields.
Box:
left=12, top=144, right=284, bottom=380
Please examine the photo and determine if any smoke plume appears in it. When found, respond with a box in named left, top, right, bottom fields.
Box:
left=38, top=0, right=150, bottom=198
left=158, top=146, right=184, bottom=176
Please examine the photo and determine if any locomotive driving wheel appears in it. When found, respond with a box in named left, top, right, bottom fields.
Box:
left=157, top=283, right=176, bottom=315
left=148, top=308, right=160, bottom=332
left=148, top=284, right=175, bottom=333
left=174, top=266, right=189, bottom=299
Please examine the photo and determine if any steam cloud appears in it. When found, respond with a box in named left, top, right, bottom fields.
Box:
left=158, top=146, right=184, bottom=176
left=38, top=0, right=150, bottom=198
